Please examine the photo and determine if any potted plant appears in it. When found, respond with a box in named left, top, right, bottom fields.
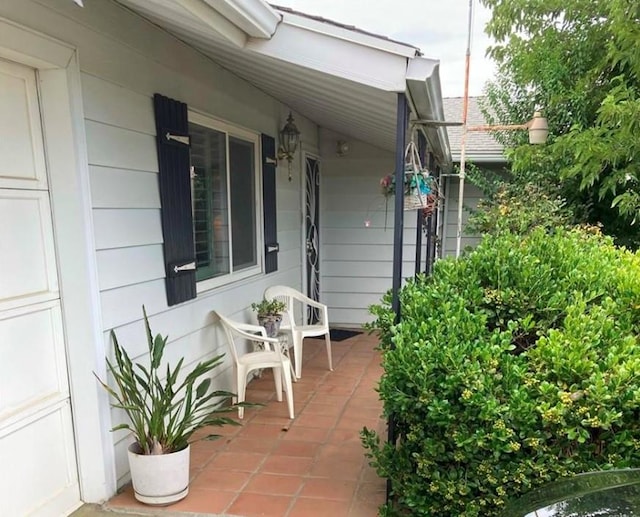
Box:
left=95, top=307, right=238, bottom=506
left=251, top=298, right=286, bottom=337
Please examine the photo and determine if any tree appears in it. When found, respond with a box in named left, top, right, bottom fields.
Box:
left=479, top=0, right=640, bottom=247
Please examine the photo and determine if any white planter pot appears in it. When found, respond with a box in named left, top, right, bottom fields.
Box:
left=127, top=443, right=190, bottom=506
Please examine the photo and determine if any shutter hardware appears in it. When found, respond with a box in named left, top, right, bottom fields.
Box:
left=163, top=131, right=190, bottom=146
left=168, top=260, right=196, bottom=276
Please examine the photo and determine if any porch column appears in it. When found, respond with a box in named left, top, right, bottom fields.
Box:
left=427, top=162, right=442, bottom=272
left=387, top=92, right=409, bottom=504
left=424, top=152, right=435, bottom=275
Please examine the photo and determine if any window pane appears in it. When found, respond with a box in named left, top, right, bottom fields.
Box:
left=229, top=136, right=257, bottom=271
left=189, top=122, right=230, bottom=281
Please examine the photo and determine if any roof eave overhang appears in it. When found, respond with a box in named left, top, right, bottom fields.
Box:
left=202, top=0, right=280, bottom=39
left=280, top=11, right=419, bottom=58
left=120, top=0, right=280, bottom=47
left=405, top=57, right=452, bottom=168
left=115, top=0, right=452, bottom=155
left=245, top=14, right=411, bottom=91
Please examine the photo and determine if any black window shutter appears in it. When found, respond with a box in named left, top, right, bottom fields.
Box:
left=261, top=134, right=278, bottom=274
left=153, top=93, right=197, bottom=306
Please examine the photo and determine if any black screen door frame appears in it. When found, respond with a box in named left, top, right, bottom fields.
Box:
left=303, top=152, right=321, bottom=324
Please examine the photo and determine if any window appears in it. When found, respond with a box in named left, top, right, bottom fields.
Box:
left=189, top=113, right=261, bottom=289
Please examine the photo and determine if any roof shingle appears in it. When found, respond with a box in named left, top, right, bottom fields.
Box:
left=443, top=97, right=505, bottom=162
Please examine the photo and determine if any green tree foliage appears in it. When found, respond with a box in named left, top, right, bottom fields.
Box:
left=479, top=0, right=640, bottom=247
left=465, top=164, right=573, bottom=237
left=364, top=228, right=640, bottom=516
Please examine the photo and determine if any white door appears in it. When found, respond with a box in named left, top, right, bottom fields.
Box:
left=0, top=58, right=81, bottom=516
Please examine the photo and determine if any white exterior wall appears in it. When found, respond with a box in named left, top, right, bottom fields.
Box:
left=319, top=129, right=425, bottom=327
left=1, top=0, right=314, bottom=490
left=441, top=163, right=508, bottom=257
left=442, top=177, right=484, bottom=256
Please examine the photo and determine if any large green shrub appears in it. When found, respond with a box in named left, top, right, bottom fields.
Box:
left=363, top=228, right=640, bottom=516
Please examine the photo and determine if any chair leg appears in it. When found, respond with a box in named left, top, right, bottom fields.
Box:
left=281, top=338, right=297, bottom=382
left=325, top=332, right=333, bottom=371
left=282, top=365, right=295, bottom=419
left=293, top=332, right=303, bottom=379
left=236, top=366, right=247, bottom=419
left=273, top=365, right=283, bottom=402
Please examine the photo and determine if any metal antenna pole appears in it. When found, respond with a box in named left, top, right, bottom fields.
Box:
left=456, top=0, right=473, bottom=258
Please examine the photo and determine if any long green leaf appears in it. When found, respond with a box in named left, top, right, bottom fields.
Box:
left=95, top=308, right=236, bottom=454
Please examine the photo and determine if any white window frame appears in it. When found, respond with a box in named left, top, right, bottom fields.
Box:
left=188, top=111, right=263, bottom=293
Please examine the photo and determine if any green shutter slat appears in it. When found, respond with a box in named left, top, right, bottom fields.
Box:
left=261, top=134, right=278, bottom=274
left=153, top=93, right=197, bottom=306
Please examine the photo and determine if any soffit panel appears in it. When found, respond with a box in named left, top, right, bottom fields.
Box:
left=117, top=0, right=407, bottom=151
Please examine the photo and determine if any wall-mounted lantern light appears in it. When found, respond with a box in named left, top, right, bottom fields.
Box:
left=336, top=140, right=350, bottom=157
left=277, top=112, right=300, bottom=181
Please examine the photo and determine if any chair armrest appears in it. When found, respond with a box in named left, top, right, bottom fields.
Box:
left=300, top=296, right=329, bottom=326
left=295, top=291, right=326, bottom=309
left=232, top=325, right=279, bottom=345
left=235, top=322, right=268, bottom=337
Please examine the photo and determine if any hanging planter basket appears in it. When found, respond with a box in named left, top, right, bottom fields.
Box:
left=380, top=141, right=441, bottom=213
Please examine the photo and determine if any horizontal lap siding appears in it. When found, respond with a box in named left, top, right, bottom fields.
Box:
left=5, top=0, right=313, bottom=487
left=320, top=131, right=426, bottom=327
left=443, top=177, right=485, bottom=256
left=82, top=77, right=280, bottom=485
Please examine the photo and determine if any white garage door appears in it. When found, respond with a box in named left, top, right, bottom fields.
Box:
left=0, top=59, right=81, bottom=516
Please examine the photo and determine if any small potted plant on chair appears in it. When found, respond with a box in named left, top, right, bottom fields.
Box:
left=251, top=298, right=286, bottom=337
left=95, top=307, right=239, bottom=506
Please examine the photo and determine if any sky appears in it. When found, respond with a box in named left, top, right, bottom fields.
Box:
left=273, top=0, right=496, bottom=98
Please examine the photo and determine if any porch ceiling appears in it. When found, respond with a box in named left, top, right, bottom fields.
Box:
left=117, top=0, right=450, bottom=159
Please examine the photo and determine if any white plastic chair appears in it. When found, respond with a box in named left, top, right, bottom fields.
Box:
left=213, top=311, right=294, bottom=419
left=264, top=285, right=333, bottom=379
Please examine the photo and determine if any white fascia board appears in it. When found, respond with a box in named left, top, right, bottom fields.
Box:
left=245, top=21, right=408, bottom=91
left=281, top=11, right=418, bottom=58
left=405, top=57, right=452, bottom=166
left=451, top=153, right=507, bottom=163
left=202, top=0, right=280, bottom=38
left=175, top=0, right=247, bottom=47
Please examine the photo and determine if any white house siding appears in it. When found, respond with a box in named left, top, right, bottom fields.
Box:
left=441, top=162, right=510, bottom=257
left=442, top=176, right=484, bottom=256
left=319, top=129, right=427, bottom=327
left=1, top=0, right=316, bottom=488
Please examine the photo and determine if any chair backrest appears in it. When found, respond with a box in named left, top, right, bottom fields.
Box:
left=264, top=285, right=327, bottom=329
left=264, top=285, right=300, bottom=327
left=213, top=311, right=280, bottom=364
left=212, top=311, right=241, bottom=365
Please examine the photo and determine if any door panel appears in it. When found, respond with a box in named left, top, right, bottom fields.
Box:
left=0, top=59, right=47, bottom=189
left=0, top=402, right=79, bottom=517
left=0, top=190, right=59, bottom=311
left=0, top=302, right=69, bottom=424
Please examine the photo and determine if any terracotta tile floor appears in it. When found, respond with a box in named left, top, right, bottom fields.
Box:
left=107, top=332, right=387, bottom=516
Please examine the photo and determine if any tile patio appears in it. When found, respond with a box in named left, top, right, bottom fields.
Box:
left=107, top=332, right=387, bottom=517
